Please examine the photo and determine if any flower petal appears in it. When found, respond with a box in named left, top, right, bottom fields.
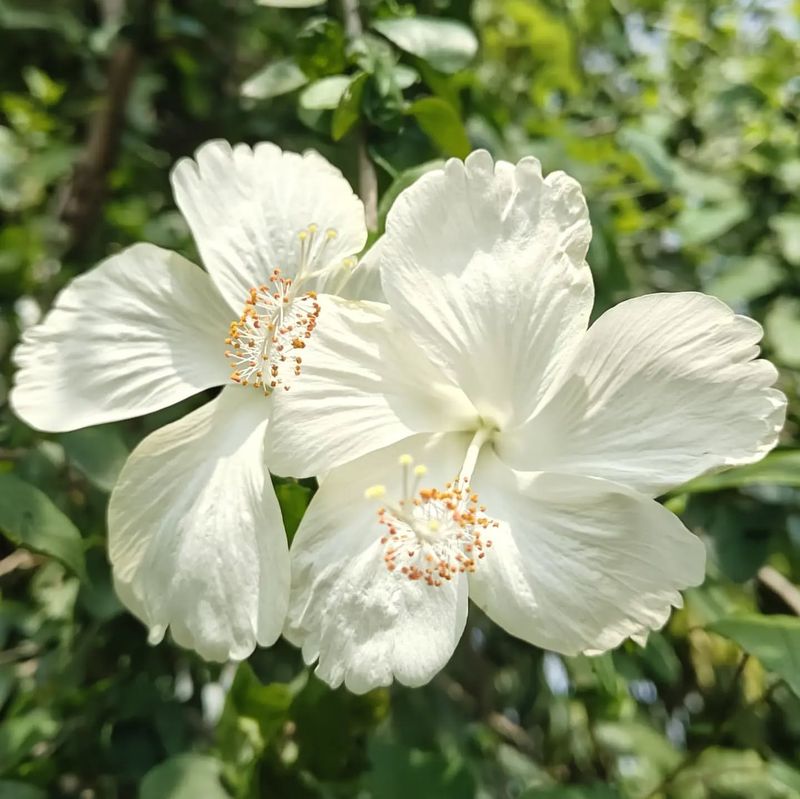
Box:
left=170, top=140, right=367, bottom=311
left=380, top=150, right=594, bottom=428
left=468, top=451, right=706, bottom=655
left=268, top=296, right=476, bottom=477
left=498, top=292, right=786, bottom=495
left=11, top=244, right=232, bottom=432
left=109, top=386, right=288, bottom=661
left=286, top=434, right=470, bottom=692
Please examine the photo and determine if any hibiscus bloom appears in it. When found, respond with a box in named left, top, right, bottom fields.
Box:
left=11, top=140, right=372, bottom=661
left=267, top=150, right=786, bottom=693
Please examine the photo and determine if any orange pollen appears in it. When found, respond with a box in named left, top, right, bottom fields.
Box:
left=224, top=268, right=321, bottom=396
left=377, top=481, right=498, bottom=588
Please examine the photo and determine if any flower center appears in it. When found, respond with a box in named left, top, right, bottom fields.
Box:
left=224, top=223, right=340, bottom=394
left=366, top=429, right=498, bottom=587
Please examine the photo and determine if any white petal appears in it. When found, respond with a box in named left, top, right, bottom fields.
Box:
left=380, top=150, right=594, bottom=428
left=268, top=296, right=476, bottom=477
left=171, top=140, right=367, bottom=311
left=286, top=434, right=470, bottom=693
left=109, top=386, right=288, bottom=661
left=498, top=292, right=786, bottom=495
left=468, top=452, right=706, bottom=655
left=316, top=234, right=385, bottom=302
left=11, top=244, right=232, bottom=432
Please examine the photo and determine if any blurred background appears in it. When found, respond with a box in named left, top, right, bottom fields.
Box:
left=1, top=0, right=800, bottom=796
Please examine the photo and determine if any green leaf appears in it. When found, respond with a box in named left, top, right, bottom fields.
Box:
left=60, top=425, right=129, bottom=492
left=407, top=97, right=470, bottom=158
left=226, top=663, right=293, bottom=744
left=771, top=214, right=800, bottom=266
left=705, top=255, right=784, bottom=305
left=679, top=451, right=800, bottom=493
left=619, top=128, right=675, bottom=187
left=372, top=17, right=478, bottom=74
left=139, top=755, right=230, bottom=799
left=365, top=741, right=475, bottom=799
left=522, top=786, right=621, bottom=799
left=710, top=615, right=800, bottom=697
left=299, top=75, right=351, bottom=111
left=0, top=473, right=85, bottom=579
left=675, top=199, right=749, bottom=246
left=765, top=298, right=800, bottom=368
left=240, top=58, right=308, bottom=101
left=274, top=481, right=312, bottom=542
left=0, top=710, right=58, bottom=773
left=0, top=781, right=46, bottom=799
left=255, top=0, right=324, bottom=6
left=332, top=71, right=369, bottom=141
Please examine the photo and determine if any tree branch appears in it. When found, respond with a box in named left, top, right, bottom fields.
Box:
left=757, top=566, right=800, bottom=616
left=339, top=0, right=378, bottom=230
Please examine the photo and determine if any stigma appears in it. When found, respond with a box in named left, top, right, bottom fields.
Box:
left=224, top=223, right=334, bottom=394
left=366, top=455, right=497, bottom=587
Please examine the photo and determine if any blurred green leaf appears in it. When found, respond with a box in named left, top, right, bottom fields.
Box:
left=0, top=473, right=85, bottom=579
left=765, top=298, right=800, bottom=368
left=407, top=97, right=469, bottom=158
left=139, top=755, right=230, bottom=799
left=771, top=214, right=800, bottom=266
left=710, top=615, right=800, bottom=697
left=241, top=58, right=308, bottom=101
left=299, top=75, right=351, bottom=110
left=59, top=425, right=129, bottom=492
left=675, top=200, right=749, bottom=246
left=274, top=481, right=312, bottom=542
left=522, top=786, right=621, bottom=799
left=705, top=256, right=784, bottom=305
left=0, top=781, right=46, bottom=799
left=332, top=71, right=369, bottom=141
left=372, top=17, right=478, bottom=74
left=365, top=741, right=475, bottom=798
left=679, top=451, right=800, bottom=493
left=0, top=710, right=58, bottom=774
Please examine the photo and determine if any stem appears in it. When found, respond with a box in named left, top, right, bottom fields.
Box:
left=339, top=0, right=379, bottom=230
left=459, top=427, right=492, bottom=482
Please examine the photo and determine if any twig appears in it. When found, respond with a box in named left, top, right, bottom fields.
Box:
left=757, top=566, right=800, bottom=616
left=339, top=0, right=379, bottom=230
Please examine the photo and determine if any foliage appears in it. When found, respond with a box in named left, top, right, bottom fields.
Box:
left=0, top=0, right=799, bottom=797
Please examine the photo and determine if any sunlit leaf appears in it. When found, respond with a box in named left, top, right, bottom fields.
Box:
left=332, top=71, right=369, bottom=140
left=407, top=97, right=469, bottom=158
left=299, top=75, right=351, bottom=110
left=710, top=615, right=800, bottom=697
left=139, top=755, right=230, bottom=799
left=0, top=473, right=85, bottom=579
left=372, top=17, right=478, bottom=73
left=678, top=451, right=800, bottom=493
left=241, top=58, right=308, bottom=100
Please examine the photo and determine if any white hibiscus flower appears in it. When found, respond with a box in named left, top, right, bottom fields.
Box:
left=267, top=150, right=787, bottom=693
left=11, top=140, right=373, bottom=661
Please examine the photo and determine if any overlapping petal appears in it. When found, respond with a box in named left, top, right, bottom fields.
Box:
left=268, top=296, right=476, bottom=477
left=109, top=387, right=288, bottom=662
left=11, top=244, right=232, bottom=432
left=468, top=451, right=706, bottom=656
left=171, top=140, right=367, bottom=311
left=380, top=150, right=594, bottom=428
left=286, top=434, right=470, bottom=693
left=497, top=293, right=786, bottom=496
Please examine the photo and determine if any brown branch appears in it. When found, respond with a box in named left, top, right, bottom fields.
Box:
left=757, top=566, right=800, bottom=616
left=57, top=39, right=141, bottom=249
left=339, top=0, right=378, bottom=230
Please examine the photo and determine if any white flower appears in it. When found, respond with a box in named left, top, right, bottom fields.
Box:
left=11, top=140, right=371, bottom=661
left=267, top=150, right=787, bottom=693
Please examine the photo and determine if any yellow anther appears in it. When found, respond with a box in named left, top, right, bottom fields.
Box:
left=298, top=230, right=308, bottom=241
left=365, top=484, right=387, bottom=500
left=414, top=465, right=428, bottom=477
left=326, top=228, right=337, bottom=239
left=308, top=223, right=318, bottom=233
left=398, top=454, right=414, bottom=466
left=427, top=520, right=440, bottom=533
